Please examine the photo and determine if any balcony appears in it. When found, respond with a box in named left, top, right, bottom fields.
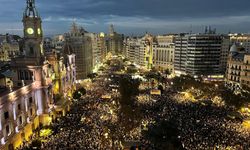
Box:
left=0, top=82, right=40, bottom=105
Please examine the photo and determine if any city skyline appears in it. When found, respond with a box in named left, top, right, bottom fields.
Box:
left=1, top=0, right=250, bottom=35
left=1, top=0, right=250, bottom=149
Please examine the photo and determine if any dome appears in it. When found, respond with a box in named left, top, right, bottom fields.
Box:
left=230, top=44, right=238, bottom=53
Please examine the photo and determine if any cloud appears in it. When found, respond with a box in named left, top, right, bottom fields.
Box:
left=1, top=0, right=250, bottom=35
left=5, top=28, right=23, bottom=31
left=44, top=16, right=53, bottom=22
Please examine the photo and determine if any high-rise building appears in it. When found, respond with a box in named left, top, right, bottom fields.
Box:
left=220, top=36, right=231, bottom=73
left=90, top=32, right=107, bottom=70
left=84, top=32, right=102, bottom=68
left=106, top=24, right=124, bottom=54
left=97, top=32, right=107, bottom=63
left=174, top=34, right=188, bottom=75
left=125, top=37, right=141, bottom=65
left=64, top=23, right=93, bottom=80
left=174, top=32, right=230, bottom=78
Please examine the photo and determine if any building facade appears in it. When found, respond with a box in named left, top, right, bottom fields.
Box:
left=0, top=34, right=20, bottom=62
left=125, top=34, right=175, bottom=72
left=0, top=1, right=76, bottom=149
left=174, top=34, right=187, bottom=75
left=64, top=23, right=93, bottom=80
left=106, top=24, right=124, bottom=55
left=230, top=34, right=250, bottom=53
left=97, top=32, right=107, bottom=65
left=52, top=35, right=65, bottom=51
left=174, top=33, right=230, bottom=78
left=153, top=35, right=175, bottom=72
left=125, top=37, right=141, bottom=65
left=226, top=44, right=250, bottom=91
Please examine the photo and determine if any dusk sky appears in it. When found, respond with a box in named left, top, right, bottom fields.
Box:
left=1, top=0, right=250, bottom=36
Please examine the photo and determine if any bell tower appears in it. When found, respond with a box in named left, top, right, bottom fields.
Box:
left=23, top=0, right=43, bottom=58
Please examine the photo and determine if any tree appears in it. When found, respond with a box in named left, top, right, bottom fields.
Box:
left=72, top=87, right=86, bottom=99
left=73, top=91, right=81, bottom=99
left=126, top=67, right=137, bottom=74
left=106, top=60, right=111, bottom=66
left=119, top=76, right=140, bottom=105
left=145, top=71, right=161, bottom=80
left=87, top=73, right=98, bottom=80
left=78, top=87, right=86, bottom=95
left=143, top=118, right=183, bottom=150
left=220, top=88, right=250, bottom=109
left=158, top=85, right=164, bottom=93
left=172, top=75, right=200, bottom=91
left=118, top=75, right=142, bottom=131
left=164, top=69, right=171, bottom=76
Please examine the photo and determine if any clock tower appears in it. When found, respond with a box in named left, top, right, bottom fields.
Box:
left=23, top=0, right=43, bottom=59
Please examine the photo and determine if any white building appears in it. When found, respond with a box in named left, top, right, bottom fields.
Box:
left=153, top=35, right=175, bottom=72
left=174, top=32, right=230, bottom=78
left=125, top=34, right=175, bottom=72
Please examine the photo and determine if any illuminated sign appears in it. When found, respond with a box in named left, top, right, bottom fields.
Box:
left=150, top=89, right=161, bottom=95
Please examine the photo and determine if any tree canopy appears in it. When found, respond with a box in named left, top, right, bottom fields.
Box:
left=73, top=87, right=86, bottom=99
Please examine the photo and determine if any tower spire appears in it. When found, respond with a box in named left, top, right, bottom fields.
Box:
left=109, top=24, right=115, bottom=35
left=24, top=0, right=39, bottom=17
left=22, top=0, right=43, bottom=58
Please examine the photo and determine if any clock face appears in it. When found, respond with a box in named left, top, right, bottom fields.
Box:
left=27, top=28, right=34, bottom=35
left=38, top=28, right=41, bottom=35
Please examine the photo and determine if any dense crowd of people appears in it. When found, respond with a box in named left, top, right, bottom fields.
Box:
left=138, top=88, right=250, bottom=149
left=19, top=57, right=250, bottom=150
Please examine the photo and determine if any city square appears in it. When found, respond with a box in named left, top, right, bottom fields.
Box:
left=15, top=55, right=250, bottom=149
left=0, top=0, right=250, bottom=150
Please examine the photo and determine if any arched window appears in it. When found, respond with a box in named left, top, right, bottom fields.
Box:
left=19, top=116, right=22, bottom=125
left=25, top=71, right=28, bottom=80
left=30, top=46, right=34, bottom=55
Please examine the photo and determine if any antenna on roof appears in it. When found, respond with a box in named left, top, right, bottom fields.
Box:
left=205, top=26, right=208, bottom=34
left=189, top=25, right=193, bottom=34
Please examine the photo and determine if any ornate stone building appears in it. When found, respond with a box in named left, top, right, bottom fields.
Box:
left=0, top=34, right=20, bottom=62
left=106, top=24, right=124, bottom=55
left=125, top=34, right=175, bottom=72
left=64, top=23, right=93, bottom=80
left=153, top=35, right=175, bottom=72
left=226, top=44, right=250, bottom=91
left=229, top=33, right=250, bottom=53
left=0, top=1, right=76, bottom=149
